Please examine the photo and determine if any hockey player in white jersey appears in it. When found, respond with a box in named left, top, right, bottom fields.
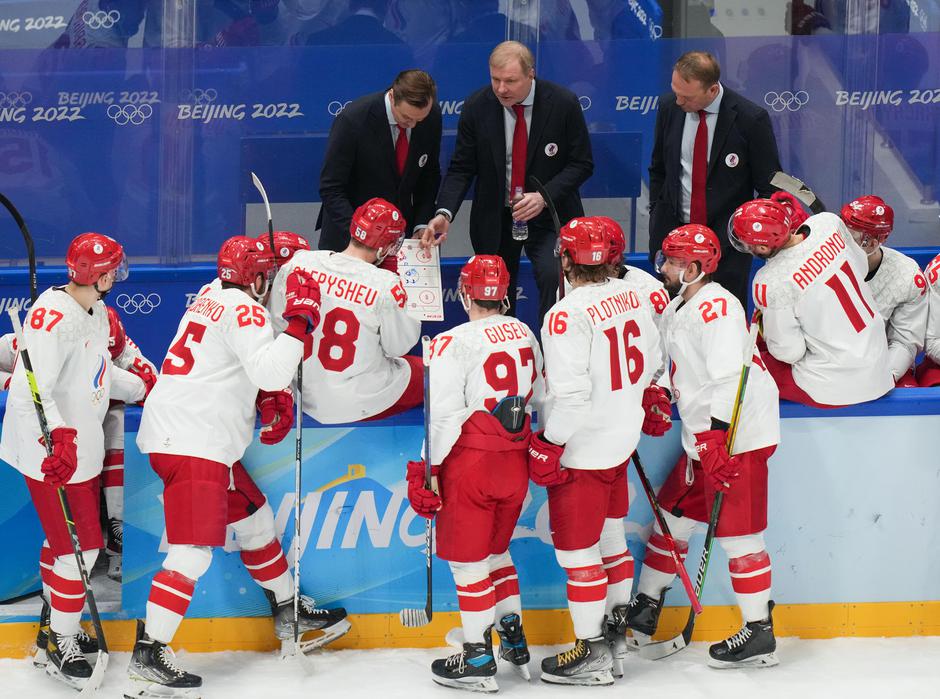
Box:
left=627, top=225, right=782, bottom=669
left=598, top=216, right=671, bottom=322
left=408, top=255, right=544, bottom=692
left=269, top=197, right=423, bottom=423
left=731, top=198, right=893, bottom=407
left=101, top=306, right=158, bottom=581
left=0, top=332, right=14, bottom=389
left=0, top=233, right=151, bottom=690
left=840, top=195, right=927, bottom=387
left=132, top=236, right=347, bottom=698
left=918, top=253, right=940, bottom=386
left=528, top=217, right=661, bottom=686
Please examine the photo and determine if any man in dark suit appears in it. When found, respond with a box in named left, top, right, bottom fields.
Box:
left=424, top=41, right=593, bottom=324
left=317, top=69, right=441, bottom=252
left=648, top=51, right=781, bottom=307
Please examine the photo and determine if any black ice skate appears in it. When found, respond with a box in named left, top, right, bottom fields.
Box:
left=708, top=601, right=778, bottom=669
left=45, top=629, right=94, bottom=690
left=106, top=517, right=123, bottom=582
left=34, top=597, right=99, bottom=668
left=496, top=613, right=531, bottom=680
left=265, top=590, right=351, bottom=653
left=431, top=625, right=498, bottom=693
left=625, top=590, right=666, bottom=648
left=125, top=621, right=202, bottom=699
left=606, top=606, right=629, bottom=678
left=540, top=636, right=614, bottom=686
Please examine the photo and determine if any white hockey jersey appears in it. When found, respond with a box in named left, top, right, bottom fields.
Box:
left=428, top=315, right=545, bottom=465
left=541, top=278, right=662, bottom=470
left=137, top=287, right=303, bottom=465
left=269, top=250, right=421, bottom=423
left=752, top=212, right=893, bottom=405
left=0, top=332, right=15, bottom=389
left=657, top=282, right=779, bottom=459
left=925, top=253, right=940, bottom=363
left=866, top=247, right=928, bottom=381
left=0, top=288, right=145, bottom=483
left=105, top=328, right=157, bottom=452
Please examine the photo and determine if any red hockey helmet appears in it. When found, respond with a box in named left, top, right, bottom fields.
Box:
left=350, top=197, right=407, bottom=259
left=66, top=233, right=128, bottom=285
left=217, top=235, right=276, bottom=288
left=771, top=191, right=809, bottom=233
left=729, top=199, right=792, bottom=253
left=106, top=306, right=126, bottom=360
left=559, top=217, right=612, bottom=266
left=841, top=195, right=893, bottom=244
left=658, top=224, right=722, bottom=274
left=257, top=231, right=311, bottom=267
left=594, top=216, right=626, bottom=265
left=459, top=255, right=510, bottom=303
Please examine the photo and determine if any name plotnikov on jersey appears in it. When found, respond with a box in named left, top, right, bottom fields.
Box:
left=483, top=321, right=529, bottom=344
left=310, top=271, right=378, bottom=307
left=187, top=295, right=225, bottom=322
left=585, top=290, right=642, bottom=324
left=792, top=231, right=847, bottom=290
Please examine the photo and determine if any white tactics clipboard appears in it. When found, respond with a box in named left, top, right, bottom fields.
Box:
left=398, top=239, right=444, bottom=322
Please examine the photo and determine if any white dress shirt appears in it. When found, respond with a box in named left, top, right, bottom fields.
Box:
left=679, top=82, right=723, bottom=223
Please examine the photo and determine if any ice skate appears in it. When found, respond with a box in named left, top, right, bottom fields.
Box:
left=34, top=597, right=99, bottom=669
left=540, top=637, right=614, bottom=686
left=606, top=606, right=629, bottom=678
left=431, top=625, right=498, bottom=693
left=266, top=590, right=351, bottom=653
left=106, top=517, right=123, bottom=582
left=708, top=601, right=778, bottom=669
left=45, top=630, right=95, bottom=691
left=625, top=591, right=665, bottom=649
left=125, top=621, right=202, bottom=699
left=496, top=612, right=531, bottom=680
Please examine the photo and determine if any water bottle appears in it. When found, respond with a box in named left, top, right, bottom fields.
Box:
left=511, top=186, right=528, bottom=241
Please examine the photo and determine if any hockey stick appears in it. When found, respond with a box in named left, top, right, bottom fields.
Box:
left=0, top=193, right=39, bottom=303
left=528, top=176, right=565, bottom=300
left=770, top=171, right=826, bottom=214
left=8, top=308, right=109, bottom=695
left=639, top=321, right=761, bottom=661
left=631, top=450, right=702, bottom=615
left=251, top=173, right=312, bottom=670
left=400, top=336, right=434, bottom=627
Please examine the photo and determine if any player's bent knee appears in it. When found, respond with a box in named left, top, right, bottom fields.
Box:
left=164, top=544, right=213, bottom=581
left=229, top=501, right=276, bottom=551
left=555, top=545, right=602, bottom=570
left=55, top=548, right=100, bottom=577
left=488, top=549, right=514, bottom=570
left=598, top=518, right=627, bottom=555
left=718, top=532, right=766, bottom=559
left=449, top=559, right=492, bottom=587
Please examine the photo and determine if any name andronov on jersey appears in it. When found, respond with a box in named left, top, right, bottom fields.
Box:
left=792, top=231, right=847, bottom=290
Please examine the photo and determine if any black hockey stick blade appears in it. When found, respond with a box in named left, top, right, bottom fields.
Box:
left=770, top=171, right=827, bottom=214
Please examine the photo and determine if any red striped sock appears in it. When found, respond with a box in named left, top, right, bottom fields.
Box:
left=565, top=565, right=607, bottom=639
left=101, top=449, right=124, bottom=488
left=729, top=551, right=772, bottom=622
left=241, top=540, right=289, bottom=583
left=146, top=570, right=197, bottom=644
left=456, top=577, right=495, bottom=644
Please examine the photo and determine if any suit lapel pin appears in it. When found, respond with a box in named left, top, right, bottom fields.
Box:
left=725, top=153, right=739, bottom=168
left=418, top=153, right=428, bottom=167
left=545, top=143, right=558, bottom=157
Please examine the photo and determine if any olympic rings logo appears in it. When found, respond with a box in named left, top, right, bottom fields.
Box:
left=115, top=293, right=161, bottom=315
left=764, top=90, right=809, bottom=112
left=649, top=24, right=663, bottom=40
left=182, top=88, right=218, bottom=104
left=327, top=100, right=350, bottom=116
left=578, top=96, right=592, bottom=111
left=83, top=10, right=121, bottom=29
left=0, top=91, right=32, bottom=108
left=107, top=103, right=153, bottom=125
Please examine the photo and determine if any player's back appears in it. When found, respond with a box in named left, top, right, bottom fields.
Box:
left=753, top=212, right=892, bottom=404
left=541, top=277, right=661, bottom=470
left=925, top=253, right=940, bottom=362
left=271, top=250, right=420, bottom=423
left=138, top=287, right=297, bottom=464
left=428, top=315, right=543, bottom=464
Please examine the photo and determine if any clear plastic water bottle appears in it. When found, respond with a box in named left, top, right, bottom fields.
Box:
left=511, top=186, right=528, bottom=241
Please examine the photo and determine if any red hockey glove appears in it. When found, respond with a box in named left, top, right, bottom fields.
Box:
left=283, top=270, right=321, bottom=360
left=106, top=306, right=127, bottom=360
left=641, top=385, right=672, bottom=437
left=527, top=431, right=570, bottom=487
left=129, top=359, right=157, bottom=405
left=377, top=252, right=399, bottom=274
left=39, top=427, right=79, bottom=486
left=406, top=460, right=441, bottom=519
left=694, top=430, right=740, bottom=490
left=257, top=389, right=295, bottom=445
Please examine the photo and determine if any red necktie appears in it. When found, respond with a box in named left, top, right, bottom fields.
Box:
left=395, top=125, right=408, bottom=177
left=690, top=109, right=708, bottom=225
left=510, top=104, right=527, bottom=198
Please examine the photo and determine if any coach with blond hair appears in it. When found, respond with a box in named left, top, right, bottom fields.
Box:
left=425, top=41, right=593, bottom=324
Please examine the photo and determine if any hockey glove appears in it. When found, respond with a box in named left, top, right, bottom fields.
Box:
left=257, top=388, right=295, bottom=445
left=527, top=431, right=571, bottom=487
left=39, top=427, right=79, bottom=486
left=129, top=358, right=157, bottom=405
left=641, top=385, right=672, bottom=437
left=406, top=460, right=441, bottom=519
left=377, top=252, right=398, bottom=274
left=694, top=430, right=740, bottom=490
left=282, top=269, right=321, bottom=360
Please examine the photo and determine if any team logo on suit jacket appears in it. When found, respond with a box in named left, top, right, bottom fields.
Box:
left=418, top=154, right=428, bottom=168
left=725, top=153, right=739, bottom=168
left=545, top=143, right=558, bottom=157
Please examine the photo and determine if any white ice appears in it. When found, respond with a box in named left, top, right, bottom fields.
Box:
left=2, top=637, right=938, bottom=699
